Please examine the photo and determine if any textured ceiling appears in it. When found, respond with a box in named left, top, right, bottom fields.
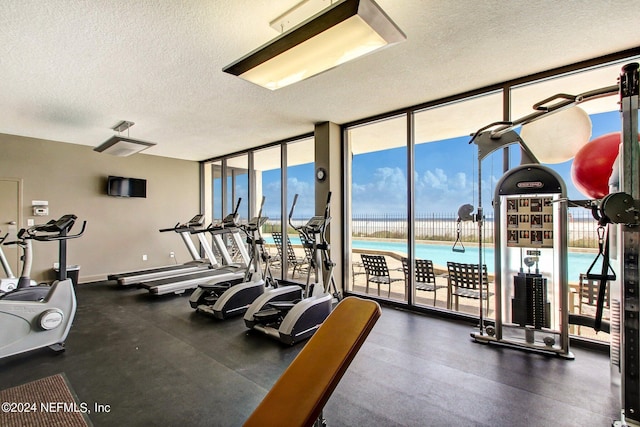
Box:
left=1, top=1, right=639, bottom=161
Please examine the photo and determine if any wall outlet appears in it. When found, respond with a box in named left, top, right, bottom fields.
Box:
left=142, top=254, right=147, bottom=261
left=170, top=251, right=175, bottom=258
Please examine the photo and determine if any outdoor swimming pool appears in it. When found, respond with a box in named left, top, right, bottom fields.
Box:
left=352, top=239, right=597, bottom=281
left=269, top=235, right=599, bottom=281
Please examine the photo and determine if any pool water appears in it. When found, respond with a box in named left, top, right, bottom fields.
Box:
left=352, top=239, right=598, bottom=281
left=267, top=235, right=603, bottom=282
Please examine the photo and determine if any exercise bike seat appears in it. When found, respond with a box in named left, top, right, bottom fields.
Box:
left=0, top=286, right=50, bottom=302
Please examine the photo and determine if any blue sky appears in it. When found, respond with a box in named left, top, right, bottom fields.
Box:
left=350, top=110, right=622, bottom=215
left=256, top=110, right=621, bottom=218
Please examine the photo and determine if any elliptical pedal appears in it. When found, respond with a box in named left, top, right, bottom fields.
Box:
left=203, top=295, right=219, bottom=305
left=243, top=192, right=337, bottom=345
left=268, top=300, right=300, bottom=311
left=199, top=281, right=234, bottom=304
left=253, top=308, right=282, bottom=325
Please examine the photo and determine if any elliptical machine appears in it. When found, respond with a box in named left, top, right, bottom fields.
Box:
left=243, top=192, right=337, bottom=345
left=189, top=197, right=275, bottom=319
left=0, top=214, right=85, bottom=359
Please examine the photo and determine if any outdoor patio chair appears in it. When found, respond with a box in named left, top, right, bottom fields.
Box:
left=578, top=273, right=610, bottom=315
left=361, top=254, right=404, bottom=297
left=447, top=261, right=493, bottom=312
left=401, top=258, right=446, bottom=306
left=569, top=273, right=611, bottom=334
left=272, top=231, right=310, bottom=279
left=577, top=274, right=610, bottom=329
left=351, top=259, right=365, bottom=286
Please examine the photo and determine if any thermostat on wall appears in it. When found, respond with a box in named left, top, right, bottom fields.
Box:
left=32, top=200, right=49, bottom=216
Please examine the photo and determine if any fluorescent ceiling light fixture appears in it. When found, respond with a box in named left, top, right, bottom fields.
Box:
left=94, top=121, right=156, bottom=157
left=223, top=0, right=406, bottom=90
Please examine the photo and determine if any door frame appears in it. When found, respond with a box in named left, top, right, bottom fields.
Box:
left=0, top=177, right=23, bottom=274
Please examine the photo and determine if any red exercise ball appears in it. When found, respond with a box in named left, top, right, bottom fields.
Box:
left=570, top=132, right=639, bottom=199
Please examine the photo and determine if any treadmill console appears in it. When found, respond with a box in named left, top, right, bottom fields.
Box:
left=221, top=213, right=239, bottom=228
left=186, top=214, right=205, bottom=227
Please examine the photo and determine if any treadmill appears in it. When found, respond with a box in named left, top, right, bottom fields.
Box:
left=108, top=214, right=210, bottom=286
left=138, top=200, right=251, bottom=296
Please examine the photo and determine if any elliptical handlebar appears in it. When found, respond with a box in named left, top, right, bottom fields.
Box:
left=257, top=196, right=265, bottom=219
left=288, top=192, right=332, bottom=242
left=322, top=191, right=332, bottom=222
left=320, top=191, right=331, bottom=241
left=244, top=196, right=267, bottom=231
left=288, top=194, right=299, bottom=230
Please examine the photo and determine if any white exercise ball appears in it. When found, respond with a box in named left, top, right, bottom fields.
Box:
left=520, top=106, right=592, bottom=164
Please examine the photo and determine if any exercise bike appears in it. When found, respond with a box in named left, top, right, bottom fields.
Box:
left=244, top=192, right=338, bottom=345
left=190, top=197, right=275, bottom=319
left=0, top=214, right=85, bottom=359
left=0, top=230, right=37, bottom=293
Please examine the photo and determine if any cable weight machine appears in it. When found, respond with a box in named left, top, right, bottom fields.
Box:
left=462, top=62, right=639, bottom=425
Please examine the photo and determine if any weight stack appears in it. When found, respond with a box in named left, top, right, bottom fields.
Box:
left=512, top=273, right=550, bottom=329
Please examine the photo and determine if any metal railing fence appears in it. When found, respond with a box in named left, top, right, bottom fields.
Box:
left=263, top=208, right=599, bottom=248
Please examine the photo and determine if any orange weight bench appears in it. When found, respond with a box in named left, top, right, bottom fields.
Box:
left=243, top=296, right=382, bottom=427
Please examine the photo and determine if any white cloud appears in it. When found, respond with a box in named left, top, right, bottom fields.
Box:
left=422, top=168, right=447, bottom=189
left=373, top=167, right=406, bottom=192
left=451, top=172, right=467, bottom=189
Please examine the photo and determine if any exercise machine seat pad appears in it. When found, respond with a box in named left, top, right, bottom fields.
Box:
left=243, top=296, right=381, bottom=427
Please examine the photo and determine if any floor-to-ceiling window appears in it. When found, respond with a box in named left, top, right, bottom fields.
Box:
left=254, top=145, right=282, bottom=277
left=202, top=134, right=315, bottom=282
left=343, top=53, right=640, bottom=347
left=412, top=93, right=503, bottom=314
left=283, top=137, right=315, bottom=282
left=225, top=155, right=249, bottom=221
left=209, top=161, right=223, bottom=222
left=347, top=115, right=408, bottom=303
left=202, top=51, right=640, bottom=347
left=508, top=59, right=632, bottom=343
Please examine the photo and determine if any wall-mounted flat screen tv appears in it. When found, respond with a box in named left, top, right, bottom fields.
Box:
left=107, top=176, right=147, bottom=198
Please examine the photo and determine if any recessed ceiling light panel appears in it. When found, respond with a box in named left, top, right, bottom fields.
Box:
left=223, top=0, right=406, bottom=90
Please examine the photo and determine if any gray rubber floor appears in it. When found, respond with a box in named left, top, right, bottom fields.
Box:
left=0, top=282, right=620, bottom=426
